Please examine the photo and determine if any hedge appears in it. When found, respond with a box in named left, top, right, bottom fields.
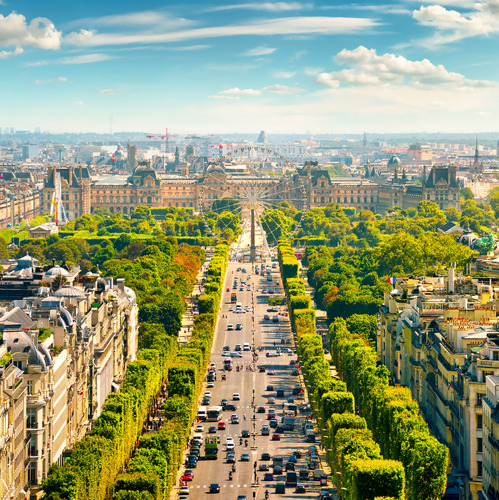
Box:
left=350, top=459, right=405, bottom=500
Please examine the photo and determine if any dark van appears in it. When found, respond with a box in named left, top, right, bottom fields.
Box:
left=286, top=471, right=297, bottom=487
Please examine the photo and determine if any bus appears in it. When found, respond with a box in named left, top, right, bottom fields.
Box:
left=207, top=406, right=223, bottom=421
left=205, top=437, right=218, bottom=459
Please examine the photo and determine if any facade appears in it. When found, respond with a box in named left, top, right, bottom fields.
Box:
left=483, top=375, right=499, bottom=500
left=0, top=254, right=139, bottom=498
left=377, top=271, right=499, bottom=500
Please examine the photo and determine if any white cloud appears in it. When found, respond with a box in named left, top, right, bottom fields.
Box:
left=328, top=4, right=411, bottom=15
left=274, top=70, right=296, bottom=78
left=169, top=44, right=210, bottom=51
left=27, top=53, right=115, bottom=66
left=315, top=46, right=495, bottom=90
left=72, top=101, right=85, bottom=105
left=220, top=87, right=262, bottom=96
left=0, top=47, right=23, bottom=58
left=74, top=11, right=195, bottom=29
left=208, top=2, right=313, bottom=12
left=244, top=46, right=276, bottom=56
left=304, top=66, right=323, bottom=75
left=412, top=0, right=499, bottom=45
left=99, top=88, right=125, bottom=95
left=34, top=76, right=67, bottom=84
left=290, top=50, right=306, bottom=61
left=0, top=12, right=61, bottom=50
left=263, top=84, right=304, bottom=93
left=65, top=16, right=379, bottom=47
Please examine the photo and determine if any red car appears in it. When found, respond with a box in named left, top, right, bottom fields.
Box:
left=181, top=472, right=193, bottom=482
left=218, top=422, right=226, bottom=430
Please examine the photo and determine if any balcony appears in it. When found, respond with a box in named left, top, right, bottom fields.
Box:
left=477, top=358, right=499, bottom=369
left=449, top=399, right=459, bottom=418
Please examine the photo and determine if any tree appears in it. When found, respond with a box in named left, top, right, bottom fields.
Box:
left=461, top=187, right=474, bottom=200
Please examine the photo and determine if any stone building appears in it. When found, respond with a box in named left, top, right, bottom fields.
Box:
left=377, top=271, right=499, bottom=500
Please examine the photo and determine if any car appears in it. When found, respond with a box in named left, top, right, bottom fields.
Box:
left=289, top=360, right=298, bottom=365
left=237, top=495, right=247, bottom=500
left=226, top=442, right=235, bottom=451
left=230, top=352, right=243, bottom=358
left=207, top=382, right=214, bottom=388
left=241, top=429, right=250, bottom=437
left=270, top=419, right=278, bottom=428
left=229, top=306, right=234, bottom=311
left=218, top=421, right=226, bottom=430
left=227, top=324, right=234, bottom=330
left=242, top=268, right=247, bottom=273
left=296, top=484, right=306, bottom=493
left=261, top=452, right=271, bottom=461
left=273, top=465, right=283, bottom=475
left=272, top=316, right=279, bottom=323
left=182, top=472, right=193, bottom=481
left=243, top=343, right=250, bottom=351
left=209, top=483, right=220, bottom=493
left=286, top=461, right=295, bottom=471
left=236, top=323, right=243, bottom=330
left=233, top=393, right=241, bottom=400
left=223, top=346, right=230, bottom=352
left=293, top=450, right=302, bottom=458
left=241, top=453, right=250, bottom=461
left=179, top=486, right=189, bottom=495
left=226, top=453, right=236, bottom=463
left=292, top=368, right=299, bottom=376
left=264, top=314, right=270, bottom=320
left=221, top=398, right=228, bottom=406
left=235, top=344, right=242, bottom=351
left=223, top=404, right=237, bottom=411
left=179, top=496, right=189, bottom=500
left=245, top=305, right=251, bottom=311
left=231, top=414, right=239, bottom=424
left=272, top=433, right=281, bottom=441
left=262, top=289, right=267, bottom=294
left=233, top=285, right=237, bottom=289
left=259, top=463, right=270, bottom=471
left=259, top=366, right=266, bottom=373
left=186, top=459, right=197, bottom=468
left=267, top=370, right=275, bottom=375
left=239, top=287, right=244, bottom=291
left=208, top=426, right=217, bottom=433
left=266, top=385, right=274, bottom=391
left=237, top=267, right=241, bottom=271
left=268, top=397, right=276, bottom=404
left=195, top=425, right=204, bottom=432
left=202, top=396, right=211, bottom=405
left=241, top=280, right=246, bottom=285
left=204, top=391, right=212, bottom=397
left=257, top=406, right=266, bottom=413
left=264, top=472, right=274, bottom=481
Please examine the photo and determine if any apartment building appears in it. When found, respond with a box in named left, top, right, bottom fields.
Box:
left=377, top=269, right=499, bottom=500
left=0, top=254, right=138, bottom=499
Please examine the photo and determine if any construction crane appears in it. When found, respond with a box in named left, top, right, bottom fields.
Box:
left=145, top=128, right=179, bottom=154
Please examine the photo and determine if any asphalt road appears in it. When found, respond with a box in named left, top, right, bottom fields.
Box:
left=177, top=259, right=325, bottom=500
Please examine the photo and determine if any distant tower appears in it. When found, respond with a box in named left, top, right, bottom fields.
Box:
left=127, top=142, right=137, bottom=173
left=257, top=131, right=268, bottom=144
left=496, top=139, right=499, bottom=156
left=363, top=132, right=367, bottom=148
left=175, top=146, right=180, bottom=167
left=471, top=137, right=483, bottom=174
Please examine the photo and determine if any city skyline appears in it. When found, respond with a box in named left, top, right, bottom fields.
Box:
left=1, top=1, right=499, bottom=134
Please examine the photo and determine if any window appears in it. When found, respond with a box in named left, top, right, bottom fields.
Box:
left=477, top=414, right=482, bottom=429
left=28, top=463, right=37, bottom=485
left=27, top=408, right=37, bottom=429
left=477, top=460, right=482, bottom=477
left=477, top=437, right=483, bottom=453
left=27, top=380, right=33, bottom=395
left=29, top=436, right=37, bottom=456
left=476, top=394, right=483, bottom=407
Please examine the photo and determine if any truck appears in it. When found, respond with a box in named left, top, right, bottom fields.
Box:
left=230, top=292, right=237, bottom=303
left=283, top=415, right=295, bottom=431
left=205, top=437, right=218, bottom=459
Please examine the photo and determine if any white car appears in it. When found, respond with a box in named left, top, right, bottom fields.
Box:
left=204, top=391, right=212, bottom=398
left=245, top=306, right=251, bottom=311
left=233, top=393, right=240, bottom=400
left=207, top=382, right=214, bottom=388
left=226, top=437, right=235, bottom=450
left=195, top=424, right=204, bottom=432
left=243, top=343, right=250, bottom=351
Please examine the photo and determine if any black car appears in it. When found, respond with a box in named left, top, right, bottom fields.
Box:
left=257, top=406, right=266, bottom=413
left=241, top=429, right=251, bottom=438
left=221, top=399, right=228, bottom=406
left=286, top=462, right=295, bottom=471
left=223, top=404, right=237, bottom=411
left=270, top=418, right=278, bottom=428
left=266, top=385, right=274, bottom=391
left=261, top=452, right=271, bottom=461
left=209, top=483, right=220, bottom=493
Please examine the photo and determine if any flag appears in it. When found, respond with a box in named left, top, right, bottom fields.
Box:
left=448, top=382, right=451, bottom=390
left=388, top=277, right=396, bottom=285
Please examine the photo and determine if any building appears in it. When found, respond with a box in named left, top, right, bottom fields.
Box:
left=43, top=166, right=91, bottom=220
left=377, top=270, right=499, bottom=500
left=0, top=254, right=139, bottom=498
left=127, top=141, right=137, bottom=173
left=408, top=143, right=433, bottom=164
left=483, top=375, right=499, bottom=500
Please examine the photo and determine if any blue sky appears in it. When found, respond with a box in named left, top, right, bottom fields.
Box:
left=1, top=0, right=498, bottom=134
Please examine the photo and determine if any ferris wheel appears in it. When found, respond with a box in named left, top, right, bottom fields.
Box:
left=199, top=147, right=307, bottom=260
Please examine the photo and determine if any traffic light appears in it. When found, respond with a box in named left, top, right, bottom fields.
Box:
left=254, top=460, right=257, bottom=469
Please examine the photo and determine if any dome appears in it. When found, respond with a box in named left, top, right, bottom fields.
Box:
left=387, top=155, right=402, bottom=166
left=458, top=232, right=478, bottom=247
left=54, top=286, right=85, bottom=298
left=45, top=265, right=70, bottom=277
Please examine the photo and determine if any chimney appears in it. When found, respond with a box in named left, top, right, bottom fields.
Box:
left=117, top=278, right=125, bottom=292
left=448, top=263, right=455, bottom=294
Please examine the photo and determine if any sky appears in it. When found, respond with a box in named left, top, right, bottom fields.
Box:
left=1, top=0, right=499, bottom=135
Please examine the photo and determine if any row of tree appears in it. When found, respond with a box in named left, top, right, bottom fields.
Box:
left=278, top=242, right=407, bottom=499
